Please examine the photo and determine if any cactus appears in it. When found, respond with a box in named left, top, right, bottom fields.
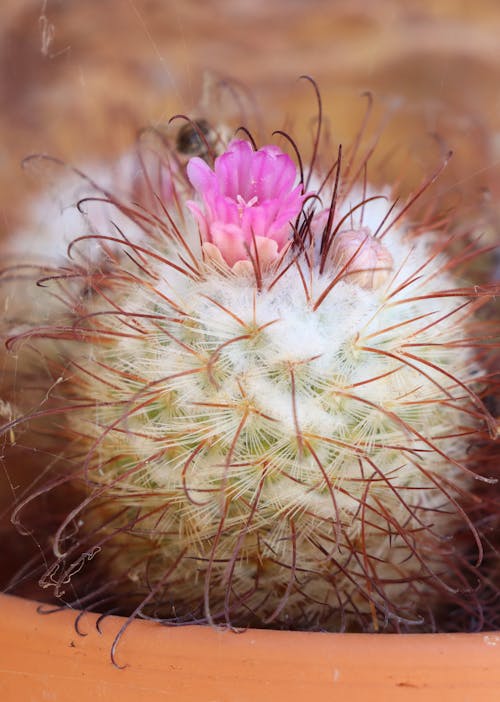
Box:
left=3, top=94, right=498, bottom=637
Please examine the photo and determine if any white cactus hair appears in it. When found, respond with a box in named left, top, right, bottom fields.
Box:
left=3, top=79, right=499, bottom=649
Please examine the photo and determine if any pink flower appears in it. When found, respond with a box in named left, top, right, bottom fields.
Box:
left=186, top=140, right=306, bottom=267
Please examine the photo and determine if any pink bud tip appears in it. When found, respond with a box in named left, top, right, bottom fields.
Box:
left=330, top=228, right=394, bottom=289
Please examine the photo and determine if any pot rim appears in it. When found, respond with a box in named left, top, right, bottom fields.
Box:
left=1, top=592, right=499, bottom=701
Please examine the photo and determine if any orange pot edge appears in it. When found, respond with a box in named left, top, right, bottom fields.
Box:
left=1, top=593, right=499, bottom=702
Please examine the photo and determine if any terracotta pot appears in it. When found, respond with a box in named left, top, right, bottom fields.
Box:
left=1, top=593, right=499, bottom=701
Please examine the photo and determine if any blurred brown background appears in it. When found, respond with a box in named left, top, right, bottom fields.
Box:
left=0, top=0, right=499, bottom=236
left=0, top=0, right=499, bottom=592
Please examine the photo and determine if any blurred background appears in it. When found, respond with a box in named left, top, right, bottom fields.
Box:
left=0, top=0, right=499, bottom=593
left=0, top=0, right=499, bottom=234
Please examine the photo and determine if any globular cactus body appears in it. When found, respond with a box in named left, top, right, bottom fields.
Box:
left=73, top=227, right=479, bottom=628
left=4, top=103, right=498, bottom=633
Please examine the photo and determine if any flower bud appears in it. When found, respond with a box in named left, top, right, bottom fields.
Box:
left=330, top=227, right=393, bottom=289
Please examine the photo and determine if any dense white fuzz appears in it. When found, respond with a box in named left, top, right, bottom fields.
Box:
left=57, top=206, right=482, bottom=629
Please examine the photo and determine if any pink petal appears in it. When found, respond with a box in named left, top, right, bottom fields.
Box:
left=253, top=236, right=279, bottom=267
left=210, top=222, right=249, bottom=266
left=186, top=200, right=209, bottom=240
left=187, top=157, right=216, bottom=194
left=216, top=140, right=254, bottom=199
